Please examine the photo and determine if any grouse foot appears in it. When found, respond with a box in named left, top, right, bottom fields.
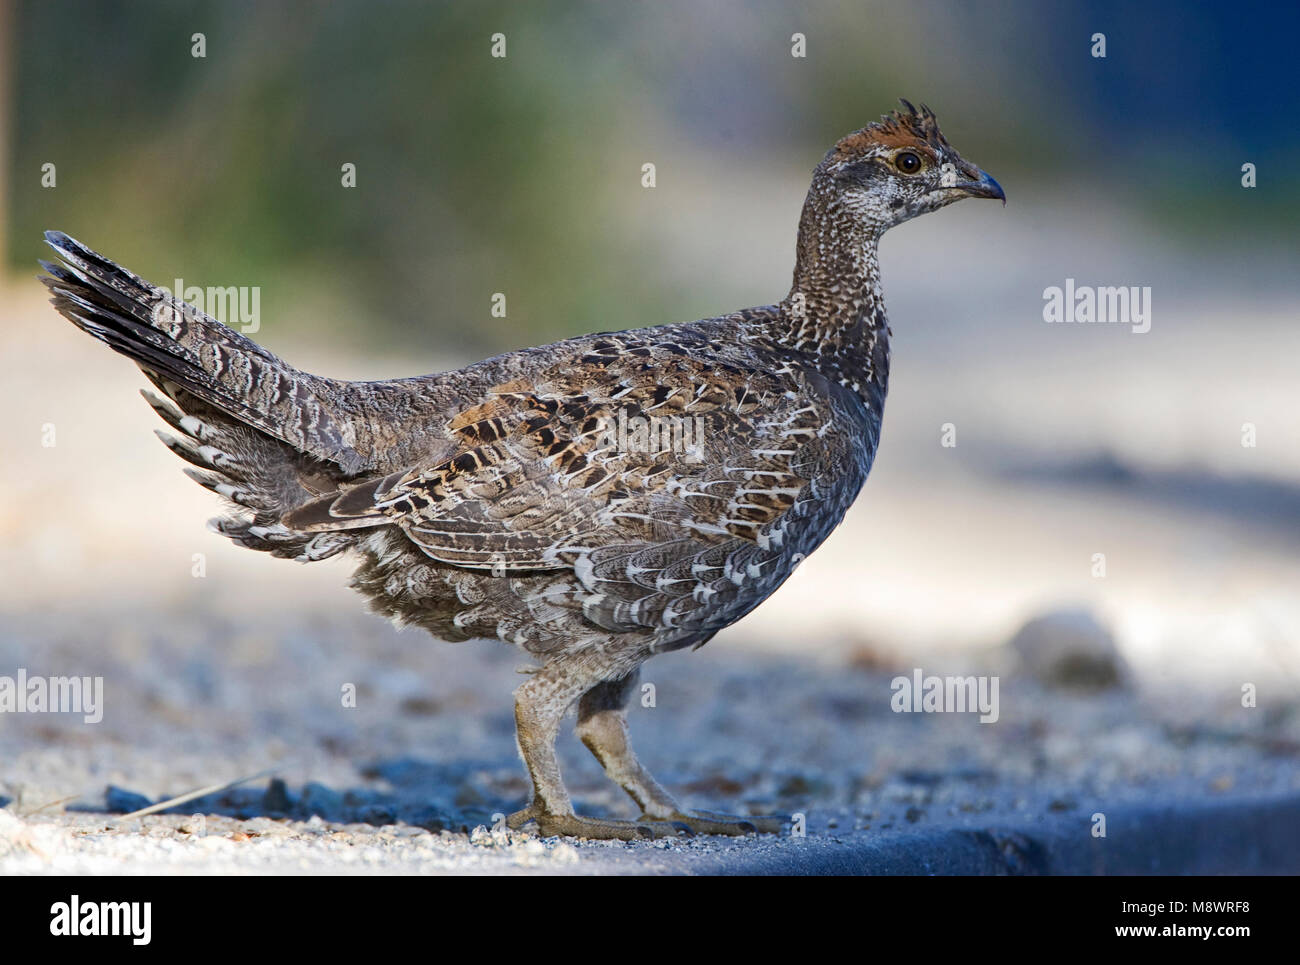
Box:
left=507, top=806, right=683, bottom=841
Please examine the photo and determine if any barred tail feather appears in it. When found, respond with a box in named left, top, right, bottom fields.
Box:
left=40, top=231, right=378, bottom=561
left=39, top=231, right=365, bottom=475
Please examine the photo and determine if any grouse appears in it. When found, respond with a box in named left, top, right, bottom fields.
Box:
left=41, top=101, right=1004, bottom=839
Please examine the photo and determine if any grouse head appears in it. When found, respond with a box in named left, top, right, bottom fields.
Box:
left=818, top=100, right=1004, bottom=228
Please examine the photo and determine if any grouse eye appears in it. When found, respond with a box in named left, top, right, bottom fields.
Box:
left=894, top=151, right=922, bottom=174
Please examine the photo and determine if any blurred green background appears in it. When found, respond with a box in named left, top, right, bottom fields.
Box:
left=6, top=0, right=1297, bottom=361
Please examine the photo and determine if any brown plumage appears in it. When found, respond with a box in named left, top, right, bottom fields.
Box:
left=40, top=101, right=1004, bottom=839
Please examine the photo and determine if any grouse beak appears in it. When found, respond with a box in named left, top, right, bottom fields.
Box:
left=958, top=168, right=1006, bottom=205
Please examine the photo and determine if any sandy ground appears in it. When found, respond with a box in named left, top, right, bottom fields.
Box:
left=3, top=604, right=1298, bottom=874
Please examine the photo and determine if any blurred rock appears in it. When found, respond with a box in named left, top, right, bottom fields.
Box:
left=1007, top=609, right=1128, bottom=691
left=105, top=785, right=152, bottom=813
left=297, top=782, right=344, bottom=821
left=261, top=778, right=292, bottom=814
left=405, top=805, right=452, bottom=832
left=358, top=803, right=397, bottom=826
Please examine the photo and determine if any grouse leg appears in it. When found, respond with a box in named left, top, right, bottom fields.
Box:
left=576, top=669, right=787, bottom=836
left=505, top=655, right=679, bottom=840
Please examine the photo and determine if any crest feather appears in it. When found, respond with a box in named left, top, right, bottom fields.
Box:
left=829, top=99, right=949, bottom=161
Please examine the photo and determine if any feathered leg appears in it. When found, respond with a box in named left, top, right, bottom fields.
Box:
left=506, top=656, right=681, bottom=840
left=576, top=669, right=787, bottom=836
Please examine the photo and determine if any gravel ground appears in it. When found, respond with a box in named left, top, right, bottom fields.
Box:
left=3, top=605, right=1297, bottom=874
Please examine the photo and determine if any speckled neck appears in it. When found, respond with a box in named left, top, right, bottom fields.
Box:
left=771, top=180, right=891, bottom=410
